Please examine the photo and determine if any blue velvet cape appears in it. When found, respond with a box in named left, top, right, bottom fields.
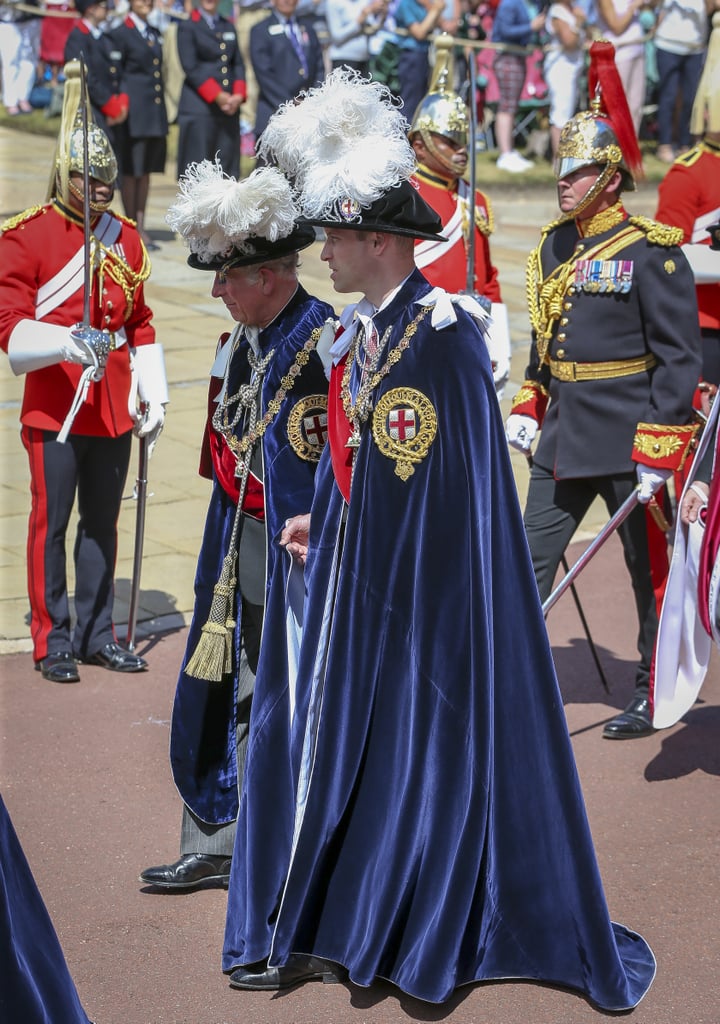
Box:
left=223, top=271, right=655, bottom=1009
left=0, top=795, right=91, bottom=1024
left=170, top=287, right=333, bottom=825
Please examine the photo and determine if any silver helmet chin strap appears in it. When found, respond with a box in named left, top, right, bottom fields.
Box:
left=556, top=162, right=617, bottom=224
left=67, top=176, right=114, bottom=213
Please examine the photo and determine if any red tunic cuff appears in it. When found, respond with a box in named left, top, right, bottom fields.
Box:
left=198, top=78, right=222, bottom=103
left=632, top=422, right=700, bottom=471
left=232, top=80, right=247, bottom=100
left=509, top=380, right=549, bottom=426
left=101, top=94, right=128, bottom=119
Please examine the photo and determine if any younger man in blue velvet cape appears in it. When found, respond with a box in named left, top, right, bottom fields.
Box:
left=222, top=71, right=657, bottom=1011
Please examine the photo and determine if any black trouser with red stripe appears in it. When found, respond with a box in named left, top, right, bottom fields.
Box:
left=21, top=426, right=133, bottom=662
left=523, top=462, right=668, bottom=696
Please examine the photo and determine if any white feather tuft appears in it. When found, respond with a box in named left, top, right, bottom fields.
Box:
left=166, top=158, right=300, bottom=262
left=258, top=69, right=417, bottom=220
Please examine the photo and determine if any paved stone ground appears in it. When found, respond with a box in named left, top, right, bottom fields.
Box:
left=1, top=126, right=719, bottom=1024
left=3, top=533, right=719, bottom=1024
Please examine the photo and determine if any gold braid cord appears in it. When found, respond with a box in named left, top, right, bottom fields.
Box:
left=1, top=205, right=45, bottom=234
left=461, top=193, right=493, bottom=239
left=526, top=224, right=644, bottom=365
left=96, top=239, right=151, bottom=320
left=476, top=194, right=494, bottom=237
left=628, top=216, right=684, bottom=247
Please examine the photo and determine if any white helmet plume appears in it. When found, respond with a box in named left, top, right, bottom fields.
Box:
left=257, top=69, right=417, bottom=221
left=166, top=159, right=301, bottom=264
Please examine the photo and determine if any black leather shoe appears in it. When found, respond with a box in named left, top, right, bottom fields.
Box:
left=139, top=853, right=231, bottom=891
left=35, top=652, right=80, bottom=683
left=83, top=642, right=147, bottom=672
left=602, top=696, right=654, bottom=739
left=228, top=955, right=344, bottom=991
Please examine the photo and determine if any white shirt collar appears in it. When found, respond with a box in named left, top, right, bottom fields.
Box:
left=129, top=11, right=148, bottom=34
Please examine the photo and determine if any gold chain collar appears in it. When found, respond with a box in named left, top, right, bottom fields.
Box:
left=217, top=326, right=322, bottom=461
left=341, top=307, right=431, bottom=448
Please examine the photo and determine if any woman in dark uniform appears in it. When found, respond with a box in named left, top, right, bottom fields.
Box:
left=176, top=0, right=246, bottom=179
left=109, top=0, right=169, bottom=249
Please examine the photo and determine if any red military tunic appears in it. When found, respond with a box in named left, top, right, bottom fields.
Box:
left=0, top=199, right=156, bottom=435
left=656, top=139, right=720, bottom=333
left=412, top=163, right=502, bottom=302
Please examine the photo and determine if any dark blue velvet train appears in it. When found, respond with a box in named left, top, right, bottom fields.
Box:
left=1, top=795, right=92, bottom=1023
left=169, top=287, right=332, bottom=827
left=223, top=271, right=656, bottom=1010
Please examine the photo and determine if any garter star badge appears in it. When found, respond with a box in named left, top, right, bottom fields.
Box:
left=339, top=197, right=362, bottom=221
left=372, top=387, right=437, bottom=480
left=287, top=395, right=328, bottom=462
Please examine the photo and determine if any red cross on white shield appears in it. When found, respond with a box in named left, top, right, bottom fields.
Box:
left=304, top=412, right=327, bottom=446
left=388, top=407, right=416, bottom=441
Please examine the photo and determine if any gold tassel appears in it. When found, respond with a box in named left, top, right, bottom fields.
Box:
left=184, top=551, right=237, bottom=682
left=186, top=345, right=267, bottom=682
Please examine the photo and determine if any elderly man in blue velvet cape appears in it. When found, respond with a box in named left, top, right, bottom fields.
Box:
left=140, top=162, right=333, bottom=893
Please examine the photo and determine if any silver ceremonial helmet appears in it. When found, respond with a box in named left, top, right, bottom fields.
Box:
left=51, top=59, right=118, bottom=210
left=553, top=97, right=636, bottom=219
left=410, top=33, right=469, bottom=170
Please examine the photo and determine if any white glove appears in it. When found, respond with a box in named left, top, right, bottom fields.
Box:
left=316, top=317, right=339, bottom=380
left=486, top=302, right=511, bottom=400
left=681, top=242, right=720, bottom=284
left=505, top=414, right=538, bottom=453
left=132, top=344, right=169, bottom=457
left=636, top=464, right=672, bottom=503
left=7, top=320, right=95, bottom=375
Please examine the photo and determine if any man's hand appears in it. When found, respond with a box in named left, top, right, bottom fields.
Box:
left=69, top=324, right=113, bottom=378
left=216, top=91, right=243, bottom=115
left=505, top=413, right=538, bottom=453
left=280, top=513, right=311, bottom=566
left=134, top=402, right=166, bottom=457
left=680, top=481, right=709, bottom=525
left=636, top=465, right=672, bottom=503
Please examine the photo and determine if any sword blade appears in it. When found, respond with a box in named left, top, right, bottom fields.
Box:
left=466, top=47, right=478, bottom=295
left=542, top=487, right=642, bottom=618
left=126, top=433, right=149, bottom=650
left=79, top=54, right=91, bottom=326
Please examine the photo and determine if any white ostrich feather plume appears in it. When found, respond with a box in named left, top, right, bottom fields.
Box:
left=258, top=69, right=417, bottom=220
left=166, top=159, right=300, bottom=263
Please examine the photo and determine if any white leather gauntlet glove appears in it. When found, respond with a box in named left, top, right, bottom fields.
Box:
left=636, top=465, right=672, bottom=503
left=505, top=414, right=538, bottom=453
left=131, top=344, right=169, bottom=457
left=7, top=320, right=96, bottom=375
left=486, top=303, right=511, bottom=400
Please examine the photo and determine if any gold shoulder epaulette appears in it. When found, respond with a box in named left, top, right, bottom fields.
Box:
left=1, top=205, right=46, bottom=235
left=628, top=215, right=684, bottom=247
left=539, top=216, right=565, bottom=236
left=474, top=191, right=494, bottom=237
left=674, top=146, right=702, bottom=167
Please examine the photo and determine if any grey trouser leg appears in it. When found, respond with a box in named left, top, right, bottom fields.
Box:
left=180, top=802, right=237, bottom=857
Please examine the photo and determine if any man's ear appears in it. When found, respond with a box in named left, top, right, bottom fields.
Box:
left=258, top=266, right=274, bottom=293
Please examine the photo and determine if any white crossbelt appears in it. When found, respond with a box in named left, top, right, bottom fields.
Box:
left=414, top=198, right=464, bottom=268
left=35, top=212, right=121, bottom=320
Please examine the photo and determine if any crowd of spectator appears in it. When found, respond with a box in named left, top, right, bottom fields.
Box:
left=1, top=0, right=718, bottom=177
